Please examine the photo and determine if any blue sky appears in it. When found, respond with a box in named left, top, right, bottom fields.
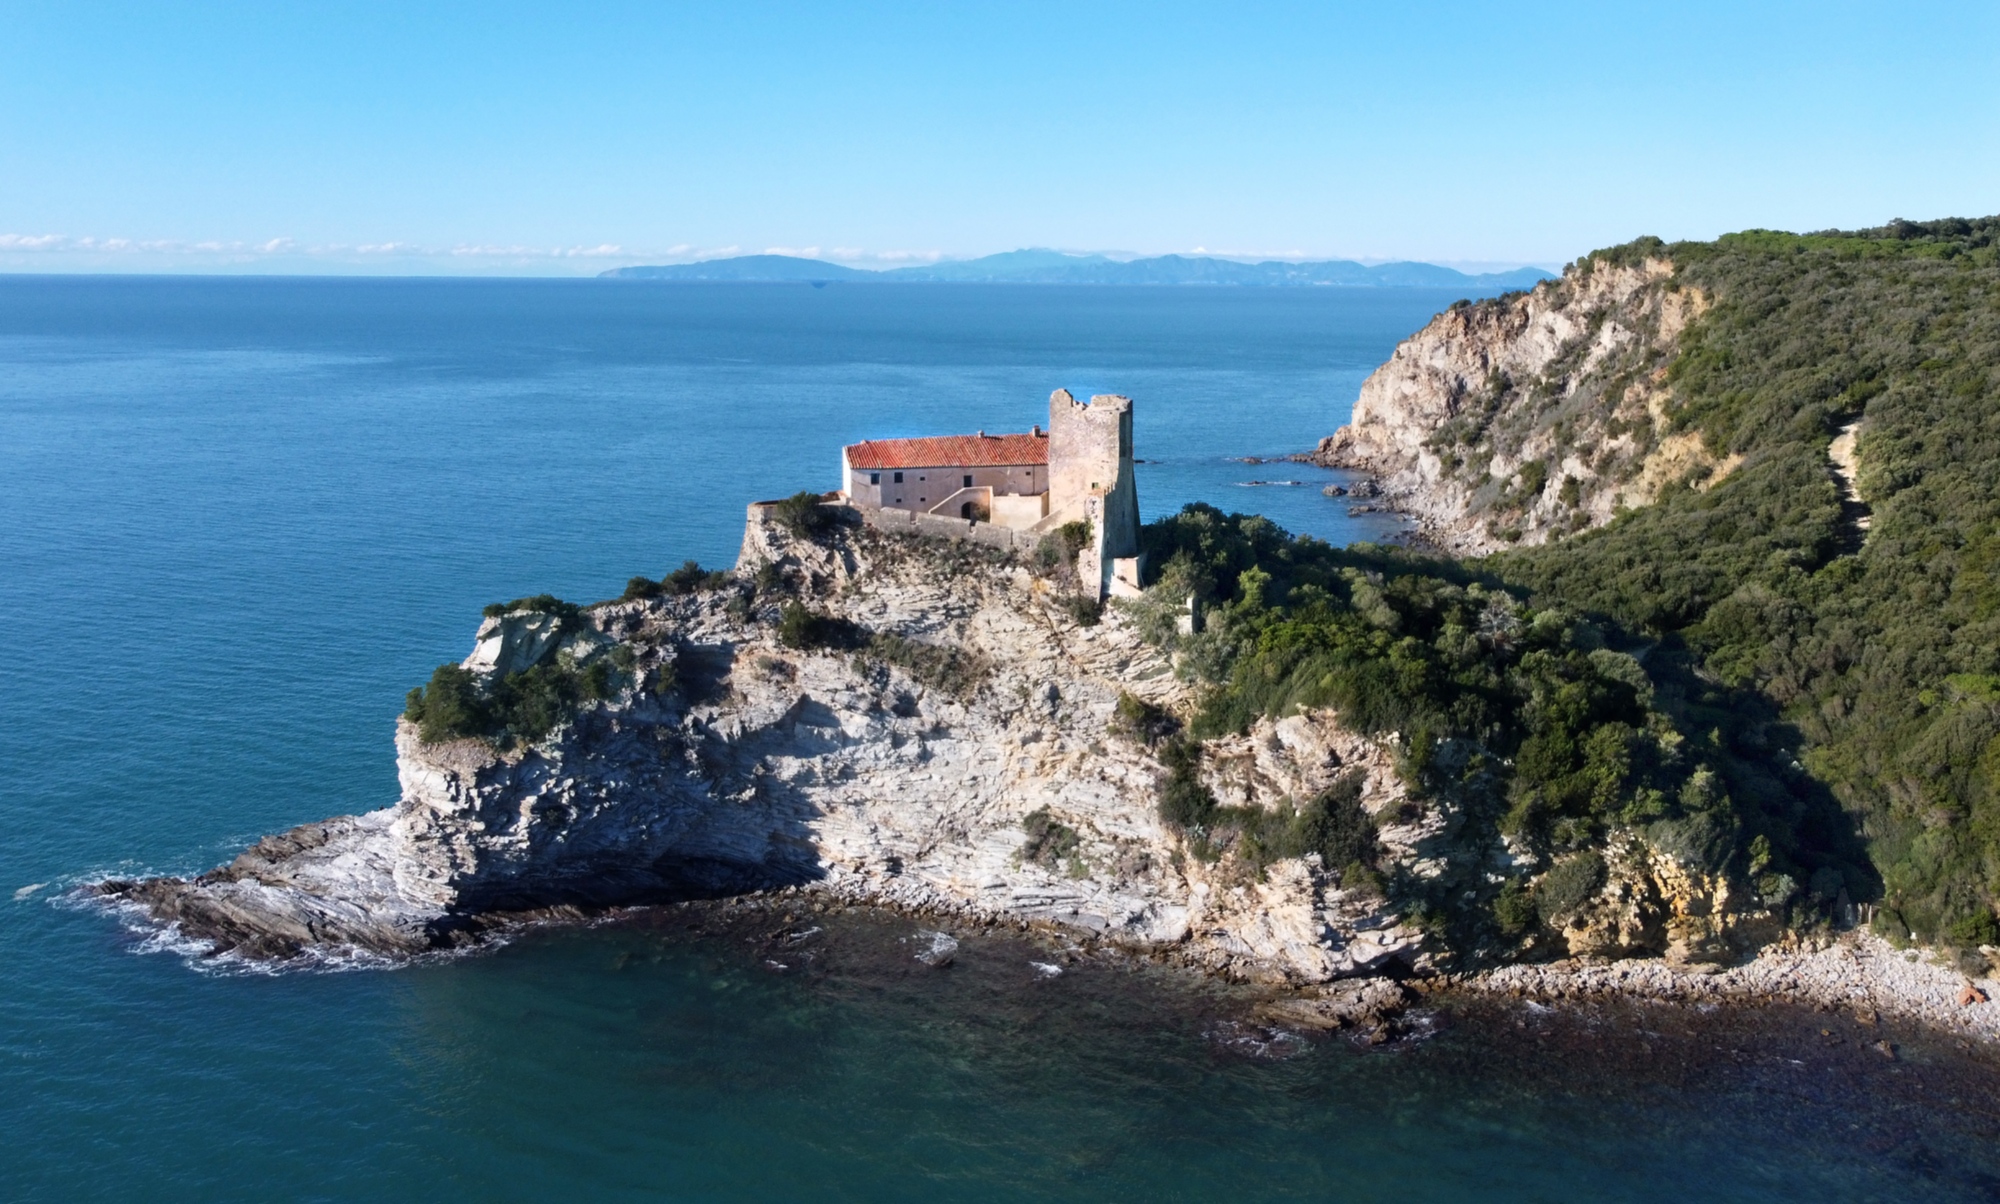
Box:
left=3, top=1, right=1996, bottom=275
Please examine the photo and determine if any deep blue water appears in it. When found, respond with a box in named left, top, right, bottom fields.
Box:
left=4, top=276, right=1999, bottom=1201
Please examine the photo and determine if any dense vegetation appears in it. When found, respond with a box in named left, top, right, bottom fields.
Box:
left=1127, top=504, right=1831, bottom=952
left=404, top=652, right=623, bottom=747
left=1140, top=216, right=2000, bottom=958
left=1495, top=216, right=2000, bottom=952
left=406, top=595, right=628, bottom=747
left=621, top=560, right=732, bottom=601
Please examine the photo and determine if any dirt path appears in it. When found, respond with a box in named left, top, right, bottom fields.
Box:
left=1829, top=418, right=1871, bottom=546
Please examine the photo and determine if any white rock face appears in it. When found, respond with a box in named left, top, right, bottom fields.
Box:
left=463, top=611, right=569, bottom=676
left=117, top=513, right=1425, bottom=984
left=1316, top=257, right=1721, bottom=554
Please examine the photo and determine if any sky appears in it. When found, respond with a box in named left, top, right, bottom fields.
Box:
left=2, top=0, right=1997, bottom=275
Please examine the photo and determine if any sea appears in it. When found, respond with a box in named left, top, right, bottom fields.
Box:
left=4, top=275, right=1999, bottom=1202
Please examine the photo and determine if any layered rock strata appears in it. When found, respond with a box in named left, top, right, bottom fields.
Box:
left=101, top=512, right=1431, bottom=983
left=94, top=506, right=1985, bottom=1034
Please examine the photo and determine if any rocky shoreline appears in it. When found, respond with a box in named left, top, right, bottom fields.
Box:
left=95, top=508, right=1429, bottom=990
left=1450, top=930, right=2000, bottom=1043
left=90, top=492, right=2000, bottom=1047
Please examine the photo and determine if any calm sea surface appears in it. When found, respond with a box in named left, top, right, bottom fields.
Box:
left=4, top=276, right=1998, bottom=1201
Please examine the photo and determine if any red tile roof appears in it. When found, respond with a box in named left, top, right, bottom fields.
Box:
left=844, top=431, right=1048, bottom=470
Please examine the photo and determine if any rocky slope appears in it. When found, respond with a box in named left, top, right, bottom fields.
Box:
left=1312, top=255, right=1728, bottom=554
left=102, top=510, right=1437, bottom=986
left=95, top=502, right=1999, bottom=1031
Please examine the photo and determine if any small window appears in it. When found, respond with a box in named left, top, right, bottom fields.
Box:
left=870, top=472, right=880, bottom=485
left=893, top=471, right=903, bottom=483
left=962, top=474, right=972, bottom=488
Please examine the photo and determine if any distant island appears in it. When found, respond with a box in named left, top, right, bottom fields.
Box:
left=600, top=248, right=1554, bottom=289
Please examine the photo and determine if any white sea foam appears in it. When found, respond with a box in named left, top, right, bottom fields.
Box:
left=1206, top=1021, right=1309, bottom=1060
left=1030, top=961, right=1063, bottom=978
left=65, top=874, right=500, bottom=977
left=14, top=882, right=45, bottom=900
left=910, top=929, right=958, bottom=967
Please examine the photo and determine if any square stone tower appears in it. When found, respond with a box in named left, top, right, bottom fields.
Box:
left=1048, top=389, right=1143, bottom=598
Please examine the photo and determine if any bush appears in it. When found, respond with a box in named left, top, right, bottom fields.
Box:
left=856, top=631, right=990, bottom=698
left=404, top=646, right=628, bottom=748
left=1233, top=772, right=1378, bottom=874
left=1020, top=806, right=1083, bottom=872
left=482, top=594, right=579, bottom=620
left=491, top=663, right=579, bottom=743
left=777, top=601, right=862, bottom=651
left=1111, top=692, right=1179, bottom=746
left=1060, top=595, right=1103, bottom=627
left=1946, top=909, right=1999, bottom=948
left=663, top=559, right=732, bottom=594
left=405, top=663, right=489, bottom=744
left=1292, top=773, right=1376, bottom=869
left=1493, top=877, right=1536, bottom=936
left=622, top=560, right=732, bottom=602
left=1536, top=851, right=1607, bottom=926
left=1031, top=518, right=1094, bottom=579
left=771, top=491, right=836, bottom=540
left=1156, top=737, right=1219, bottom=830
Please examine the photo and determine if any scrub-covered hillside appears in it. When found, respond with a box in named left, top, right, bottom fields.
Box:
left=1180, top=217, right=2000, bottom=963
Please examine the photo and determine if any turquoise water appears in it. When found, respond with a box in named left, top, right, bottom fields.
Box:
left=4, top=276, right=1998, bottom=1201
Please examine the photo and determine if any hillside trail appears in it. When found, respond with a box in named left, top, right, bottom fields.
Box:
left=1829, top=419, right=1871, bottom=553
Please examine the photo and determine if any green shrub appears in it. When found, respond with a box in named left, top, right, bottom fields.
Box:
left=771, top=491, right=835, bottom=539
left=1514, top=459, right=1548, bottom=505
left=1020, top=806, right=1083, bottom=872
left=663, top=559, right=732, bottom=594
left=855, top=631, right=990, bottom=698
left=777, top=601, right=862, bottom=651
left=1156, top=737, right=1219, bottom=830
left=1111, top=691, right=1179, bottom=745
left=404, top=663, right=489, bottom=744
left=1947, top=909, right=1999, bottom=948
left=1536, top=851, right=1607, bottom=926
left=624, top=561, right=732, bottom=601
left=482, top=594, right=579, bottom=620
left=1292, top=773, right=1376, bottom=869
left=1231, top=772, right=1378, bottom=874
left=404, top=646, right=628, bottom=748
left=1493, top=878, right=1536, bottom=936
left=1060, top=595, right=1103, bottom=627
left=1031, top=519, right=1094, bottom=579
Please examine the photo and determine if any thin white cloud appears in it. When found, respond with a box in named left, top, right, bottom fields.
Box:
left=822, top=247, right=944, bottom=266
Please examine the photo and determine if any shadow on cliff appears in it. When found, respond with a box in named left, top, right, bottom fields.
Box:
left=445, top=640, right=853, bottom=921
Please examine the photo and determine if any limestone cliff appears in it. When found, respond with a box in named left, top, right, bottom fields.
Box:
left=1313, top=255, right=1726, bottom=554
left=103, top=510, right=1433, bottom=984
left=102, top=502, right=1786, bottom=991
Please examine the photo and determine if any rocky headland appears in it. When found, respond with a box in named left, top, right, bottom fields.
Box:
left=101, top=220, right=2000, bottom=1042
left=91, top=496, right=1997, bottom=1037
left=101, top=508, right=1431, bottom=1012
left=1311, top=256, right=1729, bottom=555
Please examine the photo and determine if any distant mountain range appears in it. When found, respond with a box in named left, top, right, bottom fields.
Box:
left=600, top=249, right=1554, bottom=289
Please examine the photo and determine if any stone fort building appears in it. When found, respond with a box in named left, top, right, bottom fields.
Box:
left=839, top=389, right=1143, bottom=599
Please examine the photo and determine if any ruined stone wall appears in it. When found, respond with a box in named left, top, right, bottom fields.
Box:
left=1048, top=389, right=1142, bottom=596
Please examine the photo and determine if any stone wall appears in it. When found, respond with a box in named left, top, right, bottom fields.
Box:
left=743, top=498, right=1043, bottom=555
left=1048, top=389, right=1142, bottom=597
